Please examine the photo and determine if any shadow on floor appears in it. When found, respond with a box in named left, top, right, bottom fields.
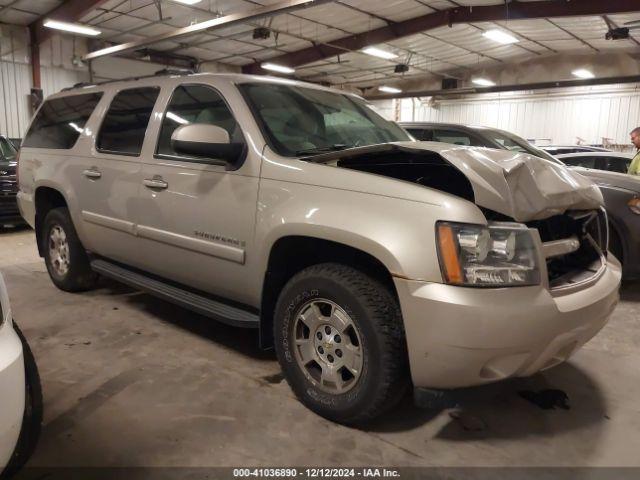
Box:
left=354, top=363, right=606, bottom=436
left=93, top=277, right=273, bottom=362
left=620, top=279, right=640, bottom=302
left=90, top=279, right=607, bottom=438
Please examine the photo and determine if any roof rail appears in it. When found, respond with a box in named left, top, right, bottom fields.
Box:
left=60, top=68, right=197, bottom=93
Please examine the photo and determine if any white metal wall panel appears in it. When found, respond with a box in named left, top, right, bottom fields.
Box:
left=0, top=60, right=31, bottom=138
left=386, top=84, right=640, bottom=147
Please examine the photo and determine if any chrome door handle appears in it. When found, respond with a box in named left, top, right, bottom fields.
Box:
left=82, top=168, right=101, bottom=179
left=143, top=177, right=168, bottom=190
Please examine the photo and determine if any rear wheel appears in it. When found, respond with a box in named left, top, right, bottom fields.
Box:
left=42, top=208, right=97, bottom=292
left=274, top=263, right=409, bottom=424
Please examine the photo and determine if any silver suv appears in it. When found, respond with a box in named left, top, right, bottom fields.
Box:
left=17, top=72, right=621, bottom=424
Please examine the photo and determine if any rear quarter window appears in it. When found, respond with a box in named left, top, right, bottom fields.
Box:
left=23, top=93, right=103, bottom=149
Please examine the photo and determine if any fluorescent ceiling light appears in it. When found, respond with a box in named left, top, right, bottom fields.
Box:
left=362, top=46, right=398, bottom=60
left=572, top=68, right=595, bottom=79
left=170, top=0, right=202, bottom=4
left=379, top=86, right=402, bottom=94
left=483, top=29, right=519, bottom=44
left=43, top=19, right=101, bottom=36
left=261, top=62, right=295, bottom=74
left=472, top=78, right=496, bottom=87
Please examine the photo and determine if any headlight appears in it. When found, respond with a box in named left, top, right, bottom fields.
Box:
left=436, top=221, right=541, bottom=287
left=628, top=197, right=640, bottom=215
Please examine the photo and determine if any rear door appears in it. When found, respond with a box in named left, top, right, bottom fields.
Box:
left=77, top=86, right=161, bottom=264
left=134, top=82, right=261, bottom=304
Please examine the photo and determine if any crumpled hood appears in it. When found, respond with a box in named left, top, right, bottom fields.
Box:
left=402, top=142, right=604, bottom=222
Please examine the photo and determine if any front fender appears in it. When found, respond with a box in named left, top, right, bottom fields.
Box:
left=254, top=177, right=487, bottom=283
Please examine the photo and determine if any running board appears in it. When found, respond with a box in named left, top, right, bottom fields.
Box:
left=91, top=259, right=259, bottom=329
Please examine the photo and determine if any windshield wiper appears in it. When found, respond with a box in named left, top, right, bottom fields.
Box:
left=295, top=144, right=350, bottom=156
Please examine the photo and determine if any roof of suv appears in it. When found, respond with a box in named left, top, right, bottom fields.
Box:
left=52, top=71, right=361, bottom=100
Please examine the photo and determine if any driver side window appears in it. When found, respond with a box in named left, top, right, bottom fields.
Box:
left=156, top=84, right=243, bottom=159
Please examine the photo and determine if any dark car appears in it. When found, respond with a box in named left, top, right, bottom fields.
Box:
left=0, top=135, right=23, bottom=226
left=401, top=122, right=559, bottom=162
left=400, top=122, right=639, bottom=278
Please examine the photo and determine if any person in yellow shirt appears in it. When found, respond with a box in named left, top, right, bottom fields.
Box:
left=628, top=127, right=640, bottom=175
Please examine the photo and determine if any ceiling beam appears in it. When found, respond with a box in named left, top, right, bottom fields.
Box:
left=29, top=0, right=111, bottom=45
left=242, top=0, right=640, bottom=73
left=82, top=0, right=333, bottom=62
left=365, top=75, right=640, bottom=100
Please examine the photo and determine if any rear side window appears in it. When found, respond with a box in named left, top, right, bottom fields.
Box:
left=23, top=93, right=103, bottom=149
left=563, top=156, right=597, bottom=168
left=97, top=87, right=160, bottom=156
left=406, top=128, right=433, bottom=141
left=432, top=129, right=484, bottom=147
left=604, top=157, right=632, bottom=173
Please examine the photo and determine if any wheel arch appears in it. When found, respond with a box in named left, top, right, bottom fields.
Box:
left=259, top=234, right=400, bottom=350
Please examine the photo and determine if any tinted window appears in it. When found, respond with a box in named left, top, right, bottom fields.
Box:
left=239, top=83, right=410, bottom=156
left=23, top=93, right=103, bottom=149
left=480, top=129, right=559, bottom=162
left=432, top=129, right=484, bottom=146
left=97, top=87, right=160, bottom=156
left=157, top=85, right=242, bottom=158
left=0, top=137, right=16, bottom=162
left=604, top=157, right=632, bottom=174
left=562, top=156, right=597, bottom=168
left=406, top=128, right=434, bottom=141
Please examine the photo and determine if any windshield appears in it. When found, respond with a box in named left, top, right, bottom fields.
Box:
left=239, top=82, right=411, bottom=157
left=481, top=128, right=561, bottom=164
left=0, top=137, right=16, bottom=162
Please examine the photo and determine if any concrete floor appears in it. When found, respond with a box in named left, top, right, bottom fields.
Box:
left=2, top=225, right=640, bottom=468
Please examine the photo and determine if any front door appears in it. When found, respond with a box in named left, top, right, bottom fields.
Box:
left=134, top=83, right=260, bottom=305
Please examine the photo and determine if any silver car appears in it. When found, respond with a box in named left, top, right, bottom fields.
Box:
left=17, top=74, right=621, bottom=424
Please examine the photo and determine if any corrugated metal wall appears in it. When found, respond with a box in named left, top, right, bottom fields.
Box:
left=375, top=83, right=640, bottom=150
left=0, top=30, right=88, bottom=138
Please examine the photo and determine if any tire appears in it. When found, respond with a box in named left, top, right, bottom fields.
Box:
left=1, top=322, right=43, bottom=479
left=274, top=263, right=409, bottom=424
left=42, top=207, right=97, bottom=292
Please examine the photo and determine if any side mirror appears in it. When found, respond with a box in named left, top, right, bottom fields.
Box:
left=171, top=124, right=244, bottom=164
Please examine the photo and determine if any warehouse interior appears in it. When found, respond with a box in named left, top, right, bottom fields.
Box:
left=1, top=0, right=640, bottom=476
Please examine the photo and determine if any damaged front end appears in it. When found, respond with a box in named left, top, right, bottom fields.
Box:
left=304, top=141, right=608, bottom=290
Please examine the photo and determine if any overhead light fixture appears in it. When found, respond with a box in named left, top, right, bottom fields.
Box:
left=362, top=47, right=398, bottom=60
left=170, top=0, right=203, bottom=4
left=572, top=68, right=595, bottom=79
left=472, top=78, right=496, bottom=87
left=43, top=19, right=101, bottom=37
left=261, top=62, right=295, bottom=74
left=379, top=86, right=402, bottom=94
left=483, top=29, right=519, bottom=45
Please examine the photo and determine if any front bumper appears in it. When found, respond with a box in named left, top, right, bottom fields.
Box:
left=0, top=320, right=25, bottom=469
left=395, top=258, right=621, bottom=389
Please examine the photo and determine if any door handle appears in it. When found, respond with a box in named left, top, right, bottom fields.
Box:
left=143, top=176, right=168, bottom=190
left=82, top=168, right=102, bottom=179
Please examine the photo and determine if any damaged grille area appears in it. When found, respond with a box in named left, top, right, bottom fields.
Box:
left=527, top=210, right=608, bottom=290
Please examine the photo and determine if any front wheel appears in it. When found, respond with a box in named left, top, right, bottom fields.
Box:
left=274, top=263, right=409, bottom=424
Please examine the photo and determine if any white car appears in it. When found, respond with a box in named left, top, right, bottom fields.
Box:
left=0, top=273, right=41, bottom=478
